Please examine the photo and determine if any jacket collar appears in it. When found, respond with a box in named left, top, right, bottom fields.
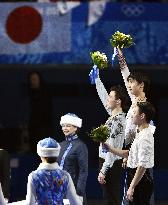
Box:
left=37, top=162, right=60, bottom=170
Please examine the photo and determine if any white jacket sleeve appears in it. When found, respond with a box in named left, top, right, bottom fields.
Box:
left=95, top=77, right=112, bottom=116
left=66, top=173, right=83, bottom=205
left=121, top=67, right=133, bottom=101
left=0, top=183, right=6, bottom=205
left=100, top=151, right=115, bottom=175
left=25, top=173, right=36, bottom=205
left=117, top=48, right=133, bottom=102
left=8, top=200, right=26, bottom=205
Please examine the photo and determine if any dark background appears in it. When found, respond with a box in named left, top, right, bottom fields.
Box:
left=0, top=64, right=167, bottom=169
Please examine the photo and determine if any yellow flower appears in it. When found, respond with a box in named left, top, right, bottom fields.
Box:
left=90, top=51, right=108, bottom=69
left=90, top=124, right=110, bottom=142
left=110, top=31, right=135, bottom=49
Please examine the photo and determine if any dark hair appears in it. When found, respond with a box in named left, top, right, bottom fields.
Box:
left=127, top=72, right=150, bottom=93
left=110, top=85, right=129, bottom=111
left=137, top=101, right=155, bottom=123
left=44, top=157, right=57, bottom=164
left=75, top=127, right=80, bottom=134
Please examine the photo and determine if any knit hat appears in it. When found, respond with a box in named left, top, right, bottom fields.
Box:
left=60, top=113, right=82, bottom=128
left=37, top=137, right=60, bottom=157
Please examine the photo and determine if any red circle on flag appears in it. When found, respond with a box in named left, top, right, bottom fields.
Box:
left=6, top=6, right=42, bottom=44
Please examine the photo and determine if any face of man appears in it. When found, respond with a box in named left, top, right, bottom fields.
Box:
left=61, top=124, right=77, bottom=136
left=30, top=73, right=40, bottom=89
left=132, top=106, right=144, bottom=125
left=127, top=78, right=144, bottom=96
left=106, top=91, right=119, bottom=110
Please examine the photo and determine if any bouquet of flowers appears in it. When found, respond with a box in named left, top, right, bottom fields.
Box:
left=90, top=51, right=108, bottom=69
left=110, top=31, right=134, bottom=49
left=90, top=124, right=110, bottom=143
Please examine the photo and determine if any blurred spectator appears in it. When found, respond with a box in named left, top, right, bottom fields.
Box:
left=0, top=0, right=167, bottom=2
left=27, top=71, right=54, bottom=153
left=0, top=0, right=36, bottom=2
left=113, top=0, right=167, bottom=2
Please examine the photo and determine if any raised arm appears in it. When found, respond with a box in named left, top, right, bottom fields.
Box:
left=116, top=47, right=133, bottom=102
left=95, top=76, right=112, bottom=116
left=89, top=66, right=112, bottom=115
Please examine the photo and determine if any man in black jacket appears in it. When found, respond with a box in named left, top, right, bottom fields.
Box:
left=0, top=149, right=10, bottom=202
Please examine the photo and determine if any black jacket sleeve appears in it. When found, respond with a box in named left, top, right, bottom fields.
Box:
left=76, top=143, right=88, bottom=195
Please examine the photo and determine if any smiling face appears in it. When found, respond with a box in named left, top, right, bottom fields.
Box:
left=127, top=78, right=144, bottom=96
left=61, top=123, right=77, bottom=136
left=106, top=91, right=119, bottom=110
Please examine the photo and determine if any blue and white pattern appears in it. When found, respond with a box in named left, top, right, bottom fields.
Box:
left=0, top=3, right=168, bottom=64
left=59, top=143, right=72, bottom=170
left=32, top=169, right=69, bottom=205
left=59, top=135, right=78, bottom=170
left=89, top=65, right=99, bottom=85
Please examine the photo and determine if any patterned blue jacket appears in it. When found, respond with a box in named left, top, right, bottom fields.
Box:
left=32, top=168, right=69, bottom=205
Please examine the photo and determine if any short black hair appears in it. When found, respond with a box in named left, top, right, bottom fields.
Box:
left=44, top=157, right=57, bottom=164
left=110, top=85, right=129, bottom=111
left=127, top=72, right=150, bottom=93
left=137, top=101, right=155, bottom=123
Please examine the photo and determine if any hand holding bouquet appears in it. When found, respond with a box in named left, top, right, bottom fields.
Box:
left=110, top=31, right=134, bottom=49
left=90, top=51, right=108, bottom=69
left=90, top=124, right=110, bottom=143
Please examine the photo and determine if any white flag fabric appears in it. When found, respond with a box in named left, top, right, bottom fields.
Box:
left=88, top=0, right=109, bottom=26
left=38, top=0, right=107, bottom=26
left=57, top=1, right=81, bottom=15
left=0, top=3, right=71, bottom=55
left=38, top=0, right=81, bottom=15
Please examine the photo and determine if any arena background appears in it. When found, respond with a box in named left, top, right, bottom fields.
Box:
left=0, top=2, right=168, bottom=204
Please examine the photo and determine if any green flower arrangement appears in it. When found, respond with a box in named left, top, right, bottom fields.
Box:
left=90, top=51, right=108, bottom=69
left=90, top=124, right=110, bottom=143
left=110, top=31, right=134, bottom=49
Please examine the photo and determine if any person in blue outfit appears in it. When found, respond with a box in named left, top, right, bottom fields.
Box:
left=25, top=137, right=83, bottom=205
left=58, top=113, right=88, bottom=205
left=1, top=138, right=82, bottom=205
